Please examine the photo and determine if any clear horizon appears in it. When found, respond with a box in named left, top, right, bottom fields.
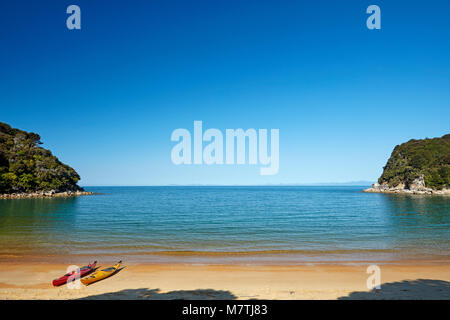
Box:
left=2, top=1, right=449, bottom=186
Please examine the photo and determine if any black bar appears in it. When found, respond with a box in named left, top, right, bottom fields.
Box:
left=1, top=300, right=447, bottom=319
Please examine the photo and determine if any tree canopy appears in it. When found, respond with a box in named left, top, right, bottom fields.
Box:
left=378, top=134, right=450, bottom=190
left=0, top=122, right=83, bottom=194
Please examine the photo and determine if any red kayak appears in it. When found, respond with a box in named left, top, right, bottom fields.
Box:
left=52, top=261, right=97, bottom=287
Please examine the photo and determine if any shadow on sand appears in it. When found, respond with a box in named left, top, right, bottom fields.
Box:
left=77, top=279, right=450, bottom=300
left=77, top=288, right=237, bottom=300
left=339, top=279, right=450, bottom=300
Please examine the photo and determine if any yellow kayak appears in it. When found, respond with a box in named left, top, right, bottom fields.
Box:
left=81, top=261, right=122, bottom=285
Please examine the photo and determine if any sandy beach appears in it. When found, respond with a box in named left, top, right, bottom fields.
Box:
left=0, top=261, right=449, bottom=300
left=1, top=187, right=448, bottom=300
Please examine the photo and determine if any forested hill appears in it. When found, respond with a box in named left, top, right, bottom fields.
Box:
left=0, top=122, right=84, bottom=194
left=378, top=134, right=450, bottom=190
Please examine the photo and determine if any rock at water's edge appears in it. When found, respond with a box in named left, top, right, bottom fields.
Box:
left=0, top=190, right=95, bottom=199
left=363, top=179, right=450, bottom=195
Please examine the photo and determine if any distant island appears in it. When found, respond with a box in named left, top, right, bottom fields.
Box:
left=0, top=122, right=92, bottom=198
left=364, top=134, right=450, bottom=195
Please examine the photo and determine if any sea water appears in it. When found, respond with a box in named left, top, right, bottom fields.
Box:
left=0, top=186, right=448, bottom=264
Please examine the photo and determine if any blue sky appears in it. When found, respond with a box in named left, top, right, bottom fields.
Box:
left=1, top=0, right=449, bottom=185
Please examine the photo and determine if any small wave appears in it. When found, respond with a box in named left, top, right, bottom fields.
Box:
left=105, top=248, right=395, bottom=256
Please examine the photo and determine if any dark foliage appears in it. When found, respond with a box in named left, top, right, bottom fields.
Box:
left=0, top=122, right=83, bottom=193
left=378, top=134, right=450, bottom=190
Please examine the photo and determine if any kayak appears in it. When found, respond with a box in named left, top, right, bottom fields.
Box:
left=52, top=261, right=97, bottom=287
left=81, top=261, right=122, bottom=285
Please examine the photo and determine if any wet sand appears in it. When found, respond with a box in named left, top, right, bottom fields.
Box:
left=0, top=261, right=449, bottom=300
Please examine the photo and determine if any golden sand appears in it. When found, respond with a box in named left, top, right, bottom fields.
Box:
left=0, top=261, right=449, bottom=300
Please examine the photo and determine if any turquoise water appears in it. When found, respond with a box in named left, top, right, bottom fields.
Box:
left=0, top=186, right=449, bottom=263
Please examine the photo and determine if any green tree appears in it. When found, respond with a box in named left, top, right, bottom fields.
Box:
left=0, top=122, right=83, bottom=194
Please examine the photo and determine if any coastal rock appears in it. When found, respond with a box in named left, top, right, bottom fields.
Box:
left=1, top=122, right=90, bottom=198
left=363, top=183, right=450, bottom=195
left=363, top=134, right=449, bottom=196
left=409, top=175, right=428, bottom=191
left=0, top=191, right=95, bottom=199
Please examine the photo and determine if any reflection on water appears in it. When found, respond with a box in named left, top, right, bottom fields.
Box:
left=382, top=194, right=449, bottom=225
left=0, top=186, right=448, bottom=262
left=0, top=197, right=80, bottom=255
left=379, top=194, right=450, bottom=256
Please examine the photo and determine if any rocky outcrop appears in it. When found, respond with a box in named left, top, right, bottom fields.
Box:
left=0, top=190, right=95, bottom=199
left=364, top=134, right=449, bottom=195
left=0, top=122, right=87, bottom=195
left=364, top=176, right=450, bottom=195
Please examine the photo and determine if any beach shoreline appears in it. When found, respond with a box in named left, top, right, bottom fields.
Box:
left=0, top=261, right=449, bottom=300
left=1, top=186, right=448, bottom=299
left=2, top=250, right=450, bottom=266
